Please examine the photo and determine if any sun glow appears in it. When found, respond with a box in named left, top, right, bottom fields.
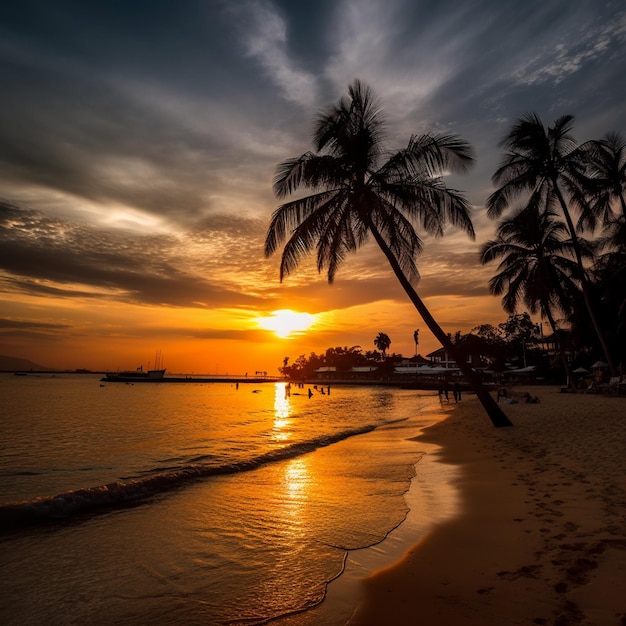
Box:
left=256, top=309, right=317, bottom=338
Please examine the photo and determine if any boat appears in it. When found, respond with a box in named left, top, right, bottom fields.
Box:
left=103, top=366, right=166, bottom=382
left=103, top=351, right=166, bottom=382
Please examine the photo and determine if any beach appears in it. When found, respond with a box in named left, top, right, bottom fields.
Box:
left=350, top=387, right=626, bottom=625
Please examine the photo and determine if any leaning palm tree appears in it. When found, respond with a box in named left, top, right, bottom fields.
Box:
left=487, top=113, right=615, bottom=375
left=481, top=201, right=587, bottom=387
left=265, top=80, right=512, bottom=427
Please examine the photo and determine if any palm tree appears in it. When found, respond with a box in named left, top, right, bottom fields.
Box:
left=581, top=132, right=626, bottom=222
left=374, top=332, right=391, bottom=357
left=413, top=329, right=420, bottom=356
left=481, top=202, right=587, bottom=386
left=487, top=113, right=615, bottom=375
left=265, top=80, right=512, bottom=427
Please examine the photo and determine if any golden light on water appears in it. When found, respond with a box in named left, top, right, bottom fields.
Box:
left=272, top=384, right=310, bottom=531
left=256, top=309, right=317, bottom=338
left=283, top=458, right=309, bottom=498
left=273, top=382, right=292, bottom=441
left=273, top=383, right=292, bottom=419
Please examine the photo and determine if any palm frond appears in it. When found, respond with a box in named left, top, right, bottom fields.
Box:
left=264, top=191, right=338, bottom=257
left=316, top=198, right=358, bottom=283
left=273, top=153, right=347, bottom=199
left=314, top=79, right=386, bottom=164
left=404, top=133, right=475, bottom=176
left=372, top=200, right=423, bottom=280
left=277, top=195, right=345, bottom=281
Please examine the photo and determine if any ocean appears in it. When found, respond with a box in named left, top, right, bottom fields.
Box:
left=0, top=373, right=455, bottom=625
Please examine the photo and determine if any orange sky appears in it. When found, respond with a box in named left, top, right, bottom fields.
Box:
left=2, top=215, right=507, bottom=374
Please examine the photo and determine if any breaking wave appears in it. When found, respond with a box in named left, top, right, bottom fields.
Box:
left=0, top=420, right=393, bottom=532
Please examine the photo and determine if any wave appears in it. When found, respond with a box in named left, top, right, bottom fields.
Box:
left=0, top=420, right=400, bottom=533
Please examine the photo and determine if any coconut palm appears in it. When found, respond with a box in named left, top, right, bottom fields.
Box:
left=487, top=113, right=615, bottom=375
left=582, top=133, right=626, bottom=352
left=481, top=201, right=587, bottom=386
left=581, top=132, right=626, bottom=223
left=592, top=230, right=626, bottom=346
left=265, top=80, right=512, bottom=427
left=374, top=332, right=391, bottom=357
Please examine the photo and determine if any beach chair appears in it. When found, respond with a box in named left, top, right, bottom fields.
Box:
left=601, top=376, right=622, bottom=396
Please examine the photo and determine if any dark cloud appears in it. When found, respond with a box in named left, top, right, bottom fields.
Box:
left=0, top=202, right=260, bottom=307
left=0, top=1, right=285, bottom=226
left=2, top=0, right=623, bottom=223
left=0, top=318, right=69, bottom=330
left=0, top=63, right=275, bottom=224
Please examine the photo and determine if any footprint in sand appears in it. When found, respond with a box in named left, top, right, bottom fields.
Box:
left=566, top=557, right=598, bottom=584
left=497, top=564, right=541, bottom=580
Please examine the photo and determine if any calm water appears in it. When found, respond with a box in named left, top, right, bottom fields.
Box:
left=0, top=374, right=450, bottom=625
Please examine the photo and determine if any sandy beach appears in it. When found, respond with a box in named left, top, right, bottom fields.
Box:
left=349, top=387, right=626, bottom=626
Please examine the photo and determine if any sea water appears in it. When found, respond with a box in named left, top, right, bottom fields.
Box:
left=0, top=373, right=450, bottom=625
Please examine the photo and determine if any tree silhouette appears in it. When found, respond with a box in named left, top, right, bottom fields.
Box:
left=581, top=131, right=626, bottom=222
left=487, top=113, right=615, bottom=375
left=265, top=80, right=512, bottom=426
left=374, top=332, right=391, bottom=357
left=481, top=203, right=586, bottom=386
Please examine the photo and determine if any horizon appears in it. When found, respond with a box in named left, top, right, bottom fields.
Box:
left=0, top=346, right=441, bottom=376
left=1, top=1, right=625, bottom=373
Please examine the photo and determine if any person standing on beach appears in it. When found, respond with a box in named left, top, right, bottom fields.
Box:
left=454, top=380, right=461, bottom=402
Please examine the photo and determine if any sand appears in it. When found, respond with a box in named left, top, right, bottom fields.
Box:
left=349, top=387, right=626, bottom=626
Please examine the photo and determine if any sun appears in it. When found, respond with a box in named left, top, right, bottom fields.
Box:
left=257, top=309, right=317, bottom=338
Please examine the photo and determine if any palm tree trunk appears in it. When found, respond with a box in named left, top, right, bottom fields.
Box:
left=369, top=225, right=513, bottom=427
left=542, top=300, right=572, bottom=388
left=552, top=184, right=617, bottom=376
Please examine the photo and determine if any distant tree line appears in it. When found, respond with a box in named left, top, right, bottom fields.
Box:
left=278, top=313, right=559, bottom=381
left=279, top=331, right=401, bottom=380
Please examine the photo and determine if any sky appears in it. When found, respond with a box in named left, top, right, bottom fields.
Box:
left=1, top=0, right=625, bottom=374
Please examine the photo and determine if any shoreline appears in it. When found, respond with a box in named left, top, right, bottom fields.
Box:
left=349, top=387, right=626, bottom=625
left=316, top=400, right=461, bottom=624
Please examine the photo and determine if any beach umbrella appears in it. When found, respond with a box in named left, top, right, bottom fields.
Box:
left=591, top=361, right=608, bottom=368
left=572, top=367, right=588, bottom=374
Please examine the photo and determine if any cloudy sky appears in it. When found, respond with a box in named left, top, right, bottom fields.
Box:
left=1, top=0, right=625, bottom=373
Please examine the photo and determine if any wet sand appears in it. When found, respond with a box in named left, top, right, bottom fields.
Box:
left=349, top=387, right=626, bottom=625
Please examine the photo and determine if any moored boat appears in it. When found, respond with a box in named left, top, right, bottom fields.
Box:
left=103, top=365, right=166, bottom=382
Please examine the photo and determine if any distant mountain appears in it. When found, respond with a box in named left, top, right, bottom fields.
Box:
left=0, top=355, right=52, bottom=371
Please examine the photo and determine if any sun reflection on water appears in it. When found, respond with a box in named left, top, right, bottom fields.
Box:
left=272, top=382, right=293, bottom=442
left=273, top=382, right=292, bottom=419
left=283, top=457, right=309, bottom=496
left=280, top=457, right=311, bottom=534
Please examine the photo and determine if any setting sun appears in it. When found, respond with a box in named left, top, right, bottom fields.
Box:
left=257, top=309, right=317, bottom=338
